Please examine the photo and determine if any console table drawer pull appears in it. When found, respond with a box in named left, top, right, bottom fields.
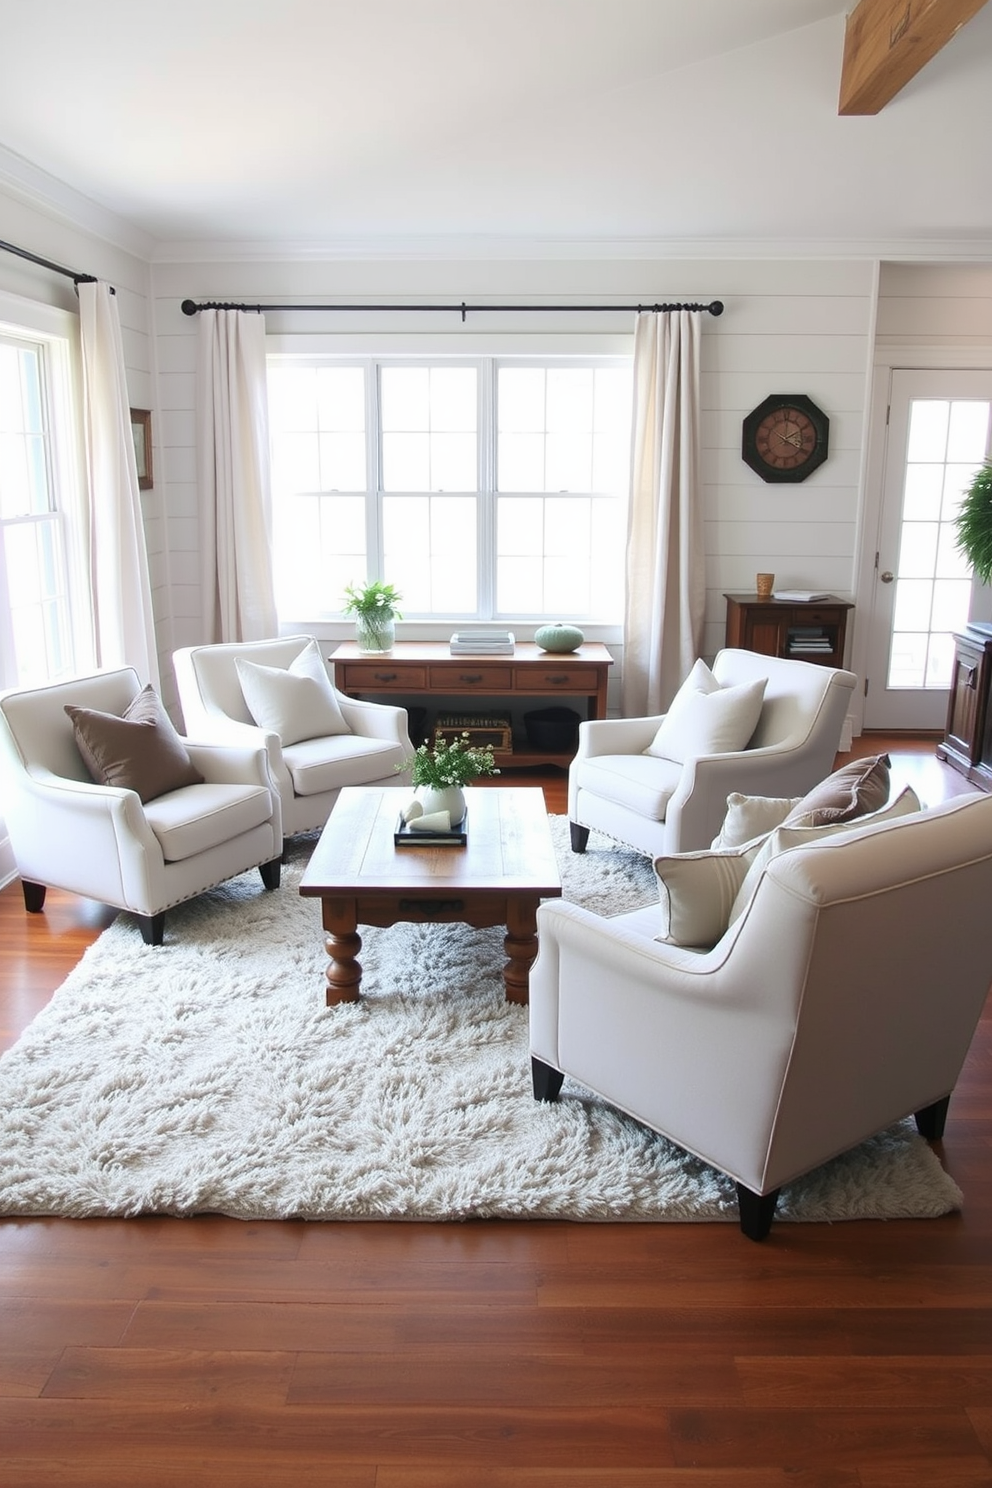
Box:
left=459, top=673, right=483, bottom=684
left=372, top=671, right=398, bottom=683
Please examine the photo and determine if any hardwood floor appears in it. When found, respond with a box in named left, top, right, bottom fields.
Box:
left=2, top=737, right=991, bottom=1486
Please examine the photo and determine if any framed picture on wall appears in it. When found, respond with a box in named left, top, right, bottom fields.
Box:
left=130, top=408, right=153, bottom=491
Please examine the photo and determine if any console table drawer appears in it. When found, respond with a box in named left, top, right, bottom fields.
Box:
left=338, top=662, right=428, bottom=691
left=428, top=664, right=513, bottom=690
left=512, top=665, right=591, bottom=693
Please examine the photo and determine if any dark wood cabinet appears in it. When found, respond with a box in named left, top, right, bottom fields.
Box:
left=937, top=627, right=992, bottom=792
left=724, top=593, right=853, bottom=668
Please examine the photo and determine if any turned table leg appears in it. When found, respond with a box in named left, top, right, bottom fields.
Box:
left=503, top=896, right=540, bottom=1005
left=321, top=898, right=363, bottom=1005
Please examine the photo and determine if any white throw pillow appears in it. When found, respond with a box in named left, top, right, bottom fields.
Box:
left=711, top=792, right=803, bottom=850
left=236, top=640, right=350, bottom=746
left=653, top=845, right=760, bottom=949
left=645, top=675, right=767, bottom=765
left=727, top=784, right=923, bottom=928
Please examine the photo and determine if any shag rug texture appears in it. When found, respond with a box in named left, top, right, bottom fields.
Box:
left=0, top=817, right=963, bottom=1224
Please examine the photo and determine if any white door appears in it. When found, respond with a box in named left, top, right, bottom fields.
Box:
left=864, top=369, right=992, bottom=729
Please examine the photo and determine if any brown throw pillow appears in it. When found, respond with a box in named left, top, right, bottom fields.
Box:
left=66, top=684, right=204, bottom=803
left=781, top=753, right=891, bottom=829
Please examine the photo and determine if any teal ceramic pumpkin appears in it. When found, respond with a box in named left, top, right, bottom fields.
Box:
left=534, top=623, right=585, bottom=654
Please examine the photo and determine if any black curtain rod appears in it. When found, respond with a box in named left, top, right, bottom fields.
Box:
left=0, top=237, right=100, bottom=287
left=181, top=297, right=724, bottom=321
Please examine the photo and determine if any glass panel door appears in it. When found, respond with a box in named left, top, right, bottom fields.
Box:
left=864, top=370, right=992, bottom=729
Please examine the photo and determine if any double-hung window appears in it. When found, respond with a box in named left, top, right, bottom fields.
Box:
left=267, top=354, right=632, bottom=624
left=0, top=299, right=84, bottom=689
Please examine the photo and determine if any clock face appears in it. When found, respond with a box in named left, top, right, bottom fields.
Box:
left=742, top=394, right=829, bottom=483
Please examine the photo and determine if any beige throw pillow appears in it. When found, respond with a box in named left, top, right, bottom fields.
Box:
left=66, top=685, right=204, bottom=803
left=236, top=640, right=350, bottom=745
left=653, top=845, right=760, bottom=949
left=711, top=792, right=803, bottom=850
left=727, top=784, right=922, bottom=928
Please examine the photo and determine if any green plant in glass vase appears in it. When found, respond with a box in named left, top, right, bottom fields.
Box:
left=342, top=580, right=403, bottom=654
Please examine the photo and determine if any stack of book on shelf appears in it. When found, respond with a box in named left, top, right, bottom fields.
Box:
left=788, top=627, right=833, bottom=656
left=449, top=630, right=515, bottom=655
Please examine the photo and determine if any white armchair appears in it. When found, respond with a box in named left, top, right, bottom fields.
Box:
left=173, top=635, right=413, bottom=843
left=531, top=792, right=992, bottom=1239
left=0, top=667, right=283, bottom=945
left=568, top=648, right=857, bottom=858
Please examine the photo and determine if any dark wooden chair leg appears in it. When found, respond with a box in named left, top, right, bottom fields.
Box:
left=21, top=880, right=46, bottom=913
left=915, top=1094, right=951, bottom=1140
left=532, top=1057, right=565, bottom=1102
left=736, top=1183, right=780, bottom=1241
left=137, top=911, right=165, bottom=946
left=569, top=821, right=590, bottom=854
left=259, top=857, right=282, bottom=890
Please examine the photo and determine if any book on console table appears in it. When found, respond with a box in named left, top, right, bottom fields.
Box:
left=771, top=590, right=832, bottom=603
left=394, top=811, right=468, bottom=847
left=449, top=630, right=515, bottom=655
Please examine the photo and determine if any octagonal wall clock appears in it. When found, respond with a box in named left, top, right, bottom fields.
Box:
left=742, top=393, right=829, bottom=484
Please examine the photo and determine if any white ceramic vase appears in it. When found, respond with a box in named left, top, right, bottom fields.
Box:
left=418, top=785, right=466, bottom=825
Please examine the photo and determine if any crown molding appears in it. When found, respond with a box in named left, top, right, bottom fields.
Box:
left=0, top=144, right=154, bottom=263
left=150, top=233, right=992, bottom=266
left=1, top=146, right=989, bottom=270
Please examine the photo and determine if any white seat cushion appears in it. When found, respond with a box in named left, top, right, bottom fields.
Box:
left=574, top=753, right=684, bottom=822
left=283, top=735, right=407, bottom=796
left=143, top=783, right=274, bottom=862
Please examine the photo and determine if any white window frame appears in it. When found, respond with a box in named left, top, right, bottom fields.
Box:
left=0, top=291, right=90, bottom=689
left=267, top=337, right=632, bottom=627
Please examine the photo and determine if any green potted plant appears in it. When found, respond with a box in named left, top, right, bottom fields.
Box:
left=955, top=460, right=992, bottom=586
left=342, top=580, right=403, bottom=654
left=397, top=731, right=499, bottom=826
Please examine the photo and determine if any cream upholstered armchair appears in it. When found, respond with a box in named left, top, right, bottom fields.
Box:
left=568, top=648, right=857, bottom=858
left=0, top=667, right=283, bottom=945
left=531, top=791, right=992, bottom=1239
left=173, top=635, right=413, bottom=844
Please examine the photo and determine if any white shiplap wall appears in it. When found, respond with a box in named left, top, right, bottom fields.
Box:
left=150, top=254, right=877, bottom=696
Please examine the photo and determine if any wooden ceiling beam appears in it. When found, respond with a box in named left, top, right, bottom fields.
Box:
left=838, top=0, right=989, bottom=115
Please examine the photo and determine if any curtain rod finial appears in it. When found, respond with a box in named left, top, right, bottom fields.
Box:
left=710, top=300, right=724, bottom=316
left=181, top=299, right=198, bottom=317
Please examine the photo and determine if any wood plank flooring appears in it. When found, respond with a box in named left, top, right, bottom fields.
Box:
left=1, top=737, right=990, bottom=1486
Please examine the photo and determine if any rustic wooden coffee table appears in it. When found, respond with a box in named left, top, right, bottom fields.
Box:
left=299, top=786, right=562, bottom=1006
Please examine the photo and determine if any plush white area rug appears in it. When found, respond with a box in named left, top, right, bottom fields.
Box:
left=0, top=818, right=962, bottom=1224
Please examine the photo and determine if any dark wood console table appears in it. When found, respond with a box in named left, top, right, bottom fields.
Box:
left=330, top=640, right=613, bottom=769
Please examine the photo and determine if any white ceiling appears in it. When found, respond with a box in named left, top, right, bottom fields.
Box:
left=1, top=0, right=990, bottom=258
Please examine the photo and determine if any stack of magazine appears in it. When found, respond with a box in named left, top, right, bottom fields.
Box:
left=449, top=630, right=515, bottom=655
left=788, top=627, right=833, bottom=655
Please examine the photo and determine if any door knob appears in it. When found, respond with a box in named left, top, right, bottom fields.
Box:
left=880, top=570, right=894, bottom=583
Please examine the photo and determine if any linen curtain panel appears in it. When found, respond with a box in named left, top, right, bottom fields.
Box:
left=196, top=309, right=278, bottom=642
left=621, top=309, right=704, bottom=718
left=77, top=281, right=160, bottom=688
